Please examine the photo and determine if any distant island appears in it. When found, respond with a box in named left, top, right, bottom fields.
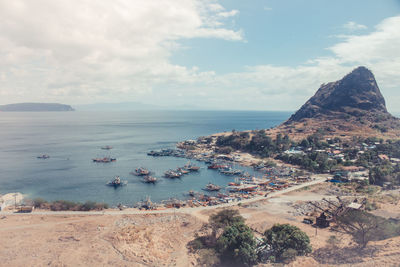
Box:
left=0, top=103, right=74, bottom=112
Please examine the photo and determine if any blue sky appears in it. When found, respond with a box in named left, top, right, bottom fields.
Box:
left=172, top=0, right=400, bottom=73
left=0, top=0, right=400, bottom=112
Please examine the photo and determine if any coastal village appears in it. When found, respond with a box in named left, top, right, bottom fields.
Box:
left=1, top=67, right=400, bottom=266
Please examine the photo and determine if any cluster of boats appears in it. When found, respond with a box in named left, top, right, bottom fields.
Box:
left=147, top=149, right=185, bottom=157
left=130, top=168, right=158, bottom=184
left=164, top=163, right=200, bottom=178
left=207, top=163, right=243, bottom=175
left=106, top=163, right=202, bottom=187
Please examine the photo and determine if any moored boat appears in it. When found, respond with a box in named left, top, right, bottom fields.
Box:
left=131, top=167, right=150, bottom=176
left=203, top=183, right=221, bottom=191
left=208, top=163, right=228, bottom=170
left=106, top=176, right=127, bottom=187
left=141, top=175, right=158, bottom=183
left=37, top=154, right=50, bottom=159
left=93, top=157, right=116, bottom=163
left=219, top=167, right=242, bottom=175
left=177, top=167, right=190, bottom=175
left=164, top=170, right=183, bottom=178
left=184, top=163, right=200, bottom=172
left=101, top=145, right=113, bottom=150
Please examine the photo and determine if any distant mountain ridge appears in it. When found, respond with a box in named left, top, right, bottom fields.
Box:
left=0, top=103, right=74, bottom=112
left=73, top=102, right=204, bottom=111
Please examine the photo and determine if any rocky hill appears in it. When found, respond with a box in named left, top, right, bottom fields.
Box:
left=275, top=66, right=400, bottom=140
left=0, top=103, right=74, bottom=112
left=287, top=66, right=388, bottom=122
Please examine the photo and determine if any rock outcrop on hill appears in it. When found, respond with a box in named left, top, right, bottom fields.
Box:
left=287, top=66, right=389, bottom=123
left=277, top=66, right=400, bottom=139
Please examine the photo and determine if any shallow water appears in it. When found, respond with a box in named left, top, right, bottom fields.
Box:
left=0, top=110, right=291, bottom=205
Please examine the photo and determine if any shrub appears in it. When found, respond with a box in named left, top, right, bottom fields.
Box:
left=33, top=198, right=48, bottom=208
left=217, top=222, right=257, bottom=266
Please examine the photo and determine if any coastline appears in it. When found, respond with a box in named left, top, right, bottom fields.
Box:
left=0, top=174, right=328, bottom=216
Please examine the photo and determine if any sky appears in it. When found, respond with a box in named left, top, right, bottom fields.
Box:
left=1, top=0, right=400, bottom=112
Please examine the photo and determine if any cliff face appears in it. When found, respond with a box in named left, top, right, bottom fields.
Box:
left=287, top=66, right=388, bottom=123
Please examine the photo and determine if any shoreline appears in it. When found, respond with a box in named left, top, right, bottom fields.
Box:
left=0, top=174, right=327, bottom=216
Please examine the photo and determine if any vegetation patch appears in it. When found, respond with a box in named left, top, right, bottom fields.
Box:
left=32, top=198, right=108, bottom=211
left=187, top=209, right=312, bottom=266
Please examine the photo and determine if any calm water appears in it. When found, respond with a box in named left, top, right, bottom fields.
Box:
left=0, top=110, right=290, bottom=205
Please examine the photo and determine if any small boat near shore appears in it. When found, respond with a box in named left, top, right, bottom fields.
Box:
left=177, top=167, right=190, bottom=175
left=106, top=176, right=127, bottom=187
left=184, top=163, right=200, bottom=172
left=219, top=167, right=242, bottom=175
left=93, top=157, right=116, bottom=163
left=203, top=183, right=221, bottom=191
left=208, top=163, right=228, bottom=170
left=37, top=154, right=50, bottom=159
left=101, top=145, right=113, bottom=150
left=164, top=170, right=183, bottom=178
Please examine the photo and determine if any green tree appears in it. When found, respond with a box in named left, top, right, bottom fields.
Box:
left=262, top=224, right=312, bottom=263
left=217, top=222, right=257, bottom=266
left=209, top=209, right=245, bottom=241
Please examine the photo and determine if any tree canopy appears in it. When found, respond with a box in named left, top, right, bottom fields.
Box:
left=262, top=224, right=312, bottom=262
left=217, top=222, right=257, bottom=266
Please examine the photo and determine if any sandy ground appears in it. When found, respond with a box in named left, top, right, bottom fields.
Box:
left=1, top=182, right=399, bottom=266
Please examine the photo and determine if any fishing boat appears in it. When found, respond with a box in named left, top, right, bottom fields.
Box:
left=101, top=145, right=113, bottom=150
left=37, top=154, right=50, bottom=159
left=208, top=163, right=228, bottom=170
left=93, top=157, right=116, bottom=163
left=141, top=175, right=158, bottom=183
left=106, top=176, right=127, bottom=187
left=219, top=167, right=242, bottom=175
left=203, top=183, right=221, bottom=192
left=131, top=167, right=150, bottom=176
left=184, top=163, right=200, bottom=172
left=177, top=167, right=190, bottom=175
left=164, top=170, right=182, bottom=178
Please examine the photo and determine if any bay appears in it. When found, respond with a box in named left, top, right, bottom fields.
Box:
left=0, top=110, right=291, bottom=205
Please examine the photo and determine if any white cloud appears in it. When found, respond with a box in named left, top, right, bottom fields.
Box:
left=0, top=0, right=241, bottom=103
left=343, top=21, right=367, bottom=31
left=0, top=1, right=399, bottom=114
left=218, top=10, right=239, bottom=18
left=170, top=16, right=400, bottom=111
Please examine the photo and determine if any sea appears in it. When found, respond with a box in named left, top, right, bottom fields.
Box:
left=0, top=110, right=291, bottom=206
